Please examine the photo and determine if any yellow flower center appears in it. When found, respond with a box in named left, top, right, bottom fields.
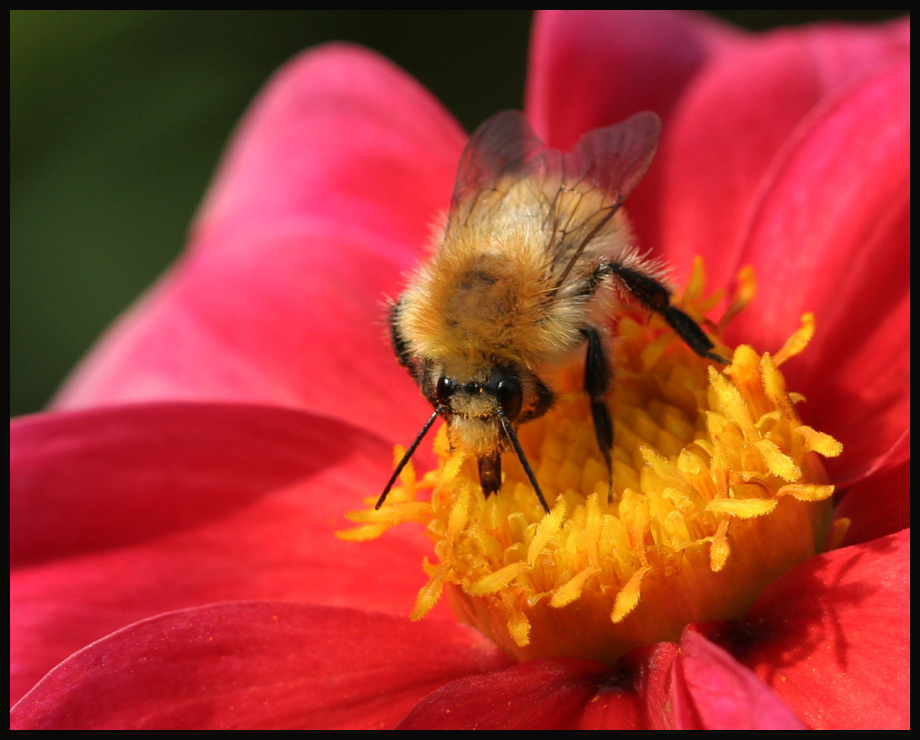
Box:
left=340, top=259, right=841, bottom=664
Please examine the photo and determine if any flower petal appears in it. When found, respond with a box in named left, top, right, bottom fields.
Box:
left=670, top=631, right=805, bottom=729
left=53, top=224, right=435, bottom=444
left=397, top=643, right=679, bottom=730
left=531, top=12, right=909, bottom=281
left=54, top=44, right=465, bottom=444
left=10, top=403, right=440, bottom=704
left=706, top=529, right=910, bottom=729
left=728, top=62, right=910, bottom=485
left=656, top=18, right=908, bottom=282
left=836, top=450, right=909, bottom=546
left=10, top=603, right=512, bottom=730
left=192, top=45, right=463, bottom=257
left=527, top=10, right=736, bottom=260
left=527, top=10, right=736, bottom=147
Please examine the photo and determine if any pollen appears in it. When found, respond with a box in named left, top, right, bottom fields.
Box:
left=340, top=259, right=840, bottom=664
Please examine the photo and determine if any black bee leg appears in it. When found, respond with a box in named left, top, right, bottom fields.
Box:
left=662, top=304, right=726, bottom=362
left=583, top=327, right=615, bottom=503
left=608, top=263, right=727, bottom=363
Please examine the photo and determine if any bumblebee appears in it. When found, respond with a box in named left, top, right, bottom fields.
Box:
left=378, top=111, right=722, bottom=513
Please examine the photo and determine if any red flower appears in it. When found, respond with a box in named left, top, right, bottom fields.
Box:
left=10, top=11, right=909, bottom=729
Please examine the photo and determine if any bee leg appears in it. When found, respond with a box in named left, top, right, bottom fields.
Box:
left=663, top=304, right=727, bottom=362
left=608, top=263, right=727, bottom=363
left=478, top=451, right=502, bottom=498
left=583, top=327, right=615, bottom=503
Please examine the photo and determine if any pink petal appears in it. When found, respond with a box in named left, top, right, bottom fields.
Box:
left=728, top=62, right=910, bottom=486
left=530, top=12, right=908, bottom=283
left=397, top=643, right=679, bottom=730
left=670, top=631, right=805, bottom=729
left=527, top=10, right=737, bottom=148
left=711, top=529, right=910, bottom=729
left=54, top=45, right=464, bottom=445
left=655, top=19, right=908, bottom=284
left=54, top=225, right=435, bottom=445
left=527, top=11, right=736, bottom=261
left=10, top=602, right=512, bottom=730
left=192, top=45, right=463, bottom=256
left=10, top=403, right=442, bottom=704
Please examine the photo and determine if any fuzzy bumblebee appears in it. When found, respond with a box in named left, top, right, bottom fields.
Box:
left=379, top=111, right=722, bottom=513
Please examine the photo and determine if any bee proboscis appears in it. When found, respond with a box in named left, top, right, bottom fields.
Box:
left=379, top=111, right=723, bottom=513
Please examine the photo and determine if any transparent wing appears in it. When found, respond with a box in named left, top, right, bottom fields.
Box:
left=565, top=111, right=660, bottom=205
left=447, top=111, right=661, bottom=285
left=450, top=111, right=545, bottom=222
left=548, top=112, right=661, bottom=285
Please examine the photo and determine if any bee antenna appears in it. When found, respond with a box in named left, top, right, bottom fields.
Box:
left=376, top=409, right=441, bottom=510
left=496, top=409, right=551, bottom=514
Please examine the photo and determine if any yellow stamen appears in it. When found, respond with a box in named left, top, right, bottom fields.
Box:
left=340, top=260, right=840, bottom=664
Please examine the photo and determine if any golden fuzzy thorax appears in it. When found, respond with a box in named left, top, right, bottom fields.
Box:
left=398, top=178, right=639, bottom=384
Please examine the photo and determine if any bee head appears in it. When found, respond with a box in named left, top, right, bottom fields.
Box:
left=377, top=362, right=555, bottom=513
left=435, top=370, right=523, bottom=423
left=433, top=366, right=552, bottom=513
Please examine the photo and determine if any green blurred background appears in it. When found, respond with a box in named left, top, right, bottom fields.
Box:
left=10, top=10, right=905, bottom=417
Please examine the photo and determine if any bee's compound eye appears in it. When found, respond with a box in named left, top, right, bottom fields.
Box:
left=496, top=378, right=523, bottom=421
left=436, top=376, right=456, bottom=406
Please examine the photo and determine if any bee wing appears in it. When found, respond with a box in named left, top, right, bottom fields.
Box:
left=448, top=111, right=661, bottom=283
left=450, top=111, right=546, bottom=224
left=565, top=111, right=661, bottom=205
left=549, top=112, right=661, bottom=286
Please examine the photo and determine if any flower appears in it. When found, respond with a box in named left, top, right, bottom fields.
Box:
left=10, top=11, right=909, bottom=730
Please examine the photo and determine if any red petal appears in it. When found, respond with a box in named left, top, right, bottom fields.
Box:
left=527, top=10, right=736, bottom=260
left=527, top=10, right=736, bottom=147
left=711, top=529, right=911, bottom=729
left=656, top=20, right=908, bottom=283
left=10, top=603, right=512, bottom=730
left=530, top=12, right=908, bottom=282
left=54, top=44, right=464, bottom=445
left=670, top=631, right=805, bottom=729
left=53, top=224, right=434, bottom=444
left=728, top=63, right=910, bottom=486
left=836, top=449, right=909, bottom=546
left=397, top=643, right=679, bottom=730
left=397, top=659, right=611, bottom=730
left=10, top=404, right=440, bottom=704
left=192, top=45, right=462, bottom=257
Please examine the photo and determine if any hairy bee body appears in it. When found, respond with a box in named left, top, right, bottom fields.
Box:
left=398, top=180, right=637, bottom=448
left=379, top=112, right=721, bottom=512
